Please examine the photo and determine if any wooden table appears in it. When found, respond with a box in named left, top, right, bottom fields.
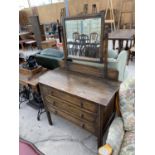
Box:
left=39, top=68, right=120, bottom=147
left=19, top=68, right=47, bottom=88
left=108, top=29, right=135, bottom=51
left=19, top=68, right=47, bottom=120
left=108, top=29, right=135, bottom=64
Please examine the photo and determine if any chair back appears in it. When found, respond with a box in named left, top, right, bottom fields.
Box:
left=72, top=32, right=80, bottom=41
left=117, top=50, right=128, bottom=81
left=90, top=32, right=98, bottom=43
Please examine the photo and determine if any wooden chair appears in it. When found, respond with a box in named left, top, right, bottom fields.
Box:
left=72, top=32, right=80, bottom=41
left=69, top=32, right=80, bottom=55
left=79, top=34, right=90, bottom=56
left=90, top=32, right=98, bottom=43
left=25, top=40, right=37, bottom=50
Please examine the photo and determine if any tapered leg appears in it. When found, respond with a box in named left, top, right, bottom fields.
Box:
left=97, top=105, right=103, bottom=148
left=46, top=111, right=53, bottom=125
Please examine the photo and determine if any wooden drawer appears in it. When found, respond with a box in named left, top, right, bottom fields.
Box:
left=46, top=104, right=96, bottom=134
left=45, top=95, right=97, bottom=123
left=41, top=84, right=98, bottom=113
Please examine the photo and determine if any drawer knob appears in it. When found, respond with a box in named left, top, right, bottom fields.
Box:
left=52, top=101, right=56, bottom=106
left=80, top=101, right=83, bottom=108
left=54, top=110, right=57, bottom=114
left=80, top=114, right=84, bottom=118
left=80, top=123, right=85, bottom=128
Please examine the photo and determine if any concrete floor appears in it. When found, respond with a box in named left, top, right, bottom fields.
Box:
left=19, top=46, right=135, bottom=155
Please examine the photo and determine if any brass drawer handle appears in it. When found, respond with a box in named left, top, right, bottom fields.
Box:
left=80, top=123, right=85, bottom=128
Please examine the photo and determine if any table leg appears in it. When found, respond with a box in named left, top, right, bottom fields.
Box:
left=46, top=111, right=53, bottom=125
left=125, top=40, right=129, bottom=50
left=118, top=40, right=123, bottom=53
left=127, top=49, right=131, bottom=65
left=112, top=40, right=116, bottom=50
left=97, top=105, right=103, bottom=148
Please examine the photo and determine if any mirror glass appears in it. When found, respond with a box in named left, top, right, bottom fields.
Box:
left=65, top=17, right=102, bottom=62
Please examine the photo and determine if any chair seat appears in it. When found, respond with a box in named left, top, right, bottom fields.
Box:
left=120, top=131, right=135, bottom=155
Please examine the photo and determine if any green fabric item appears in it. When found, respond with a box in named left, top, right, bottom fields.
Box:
left=108, top=50, right=118, bottom=59
left=35, top=48, right=64, bottom=70
left=41, top=48, right=64, bottom=58
left=108, top=50, right=128, bottom=81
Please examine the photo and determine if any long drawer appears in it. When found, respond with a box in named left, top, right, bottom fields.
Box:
left=41, top=84, right=99, bottom=113
left=45, top=95, right=98, bottom=123
left=46, top=103, right=96, bottom=134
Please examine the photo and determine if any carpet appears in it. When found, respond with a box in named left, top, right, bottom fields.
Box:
left=20, top=138, right=44, bottom=155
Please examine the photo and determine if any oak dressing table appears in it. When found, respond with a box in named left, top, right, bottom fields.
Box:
left=39, top=13, right=120, bottom=147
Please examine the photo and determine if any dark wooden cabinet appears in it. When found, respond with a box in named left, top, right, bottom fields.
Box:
left=39, top=68, right=120, bottom=147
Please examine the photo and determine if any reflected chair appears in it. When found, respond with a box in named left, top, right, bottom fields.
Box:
left=90, top=32, right=98, bottom=43
left=79, top=34, right=90, bottom=56
left=71, top=32, right=80, bottom=55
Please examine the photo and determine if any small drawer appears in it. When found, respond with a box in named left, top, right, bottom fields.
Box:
left=45, top=95, right=97, bottom=123
left=42, top=85, right=98, bottom=113
left=46, top=105, right=96, bottom=134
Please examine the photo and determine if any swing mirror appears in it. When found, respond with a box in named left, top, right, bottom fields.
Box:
left=63, top=13, right=105, bottom=63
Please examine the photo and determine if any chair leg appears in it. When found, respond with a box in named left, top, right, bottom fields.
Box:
left=37, top=108, right=45, bottom=121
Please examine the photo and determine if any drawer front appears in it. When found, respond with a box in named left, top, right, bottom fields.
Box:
left=45, top=95, right=97, bottom=123
left=46, top=104, right=96, bottom=134
left=41, top=84, right=98, bottom=113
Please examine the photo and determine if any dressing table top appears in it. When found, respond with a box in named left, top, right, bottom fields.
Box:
left=39, top=68, right=120, bottom=106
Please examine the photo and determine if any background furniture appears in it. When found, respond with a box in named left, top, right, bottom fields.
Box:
left=19, top=67, right=47, bottom=120
left=41, top=39, right=57, bottom=49
left=25, top=40, right=37, bottom=50
left=100, top=78, right=135, bottom=155
left=29, top=16, right=45, bottom=49
left=19, top=32, right=37, bottom=50
left=108, top=29, right=135, bottom=64
left=108, top=50, right=128, bottom=81
left=105, top=0, right=116, bottom=31
left=117, top=0, right=135, bottom=29
left=35, top=48, right=64, bottom=70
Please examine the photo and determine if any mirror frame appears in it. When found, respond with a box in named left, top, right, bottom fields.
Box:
left=62, top=13, right=106, bottom=64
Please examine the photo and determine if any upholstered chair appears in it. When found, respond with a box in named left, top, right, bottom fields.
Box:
left=99, top=78, right=135, bottom=155
left=108, top=50, right=128, bottom=81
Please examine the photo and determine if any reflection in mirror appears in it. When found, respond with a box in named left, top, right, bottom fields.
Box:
left=65, top=18, right=101, bottom=61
